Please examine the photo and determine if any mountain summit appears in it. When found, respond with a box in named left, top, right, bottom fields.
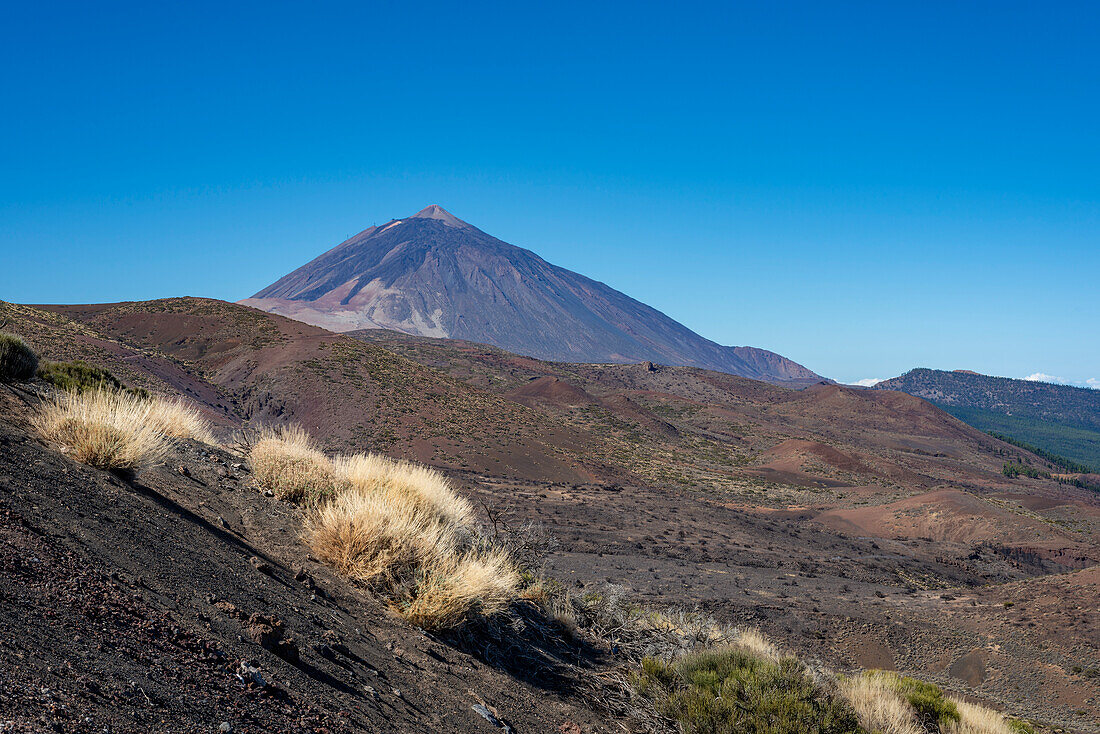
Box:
left=240, top=207, right=823, bottom=385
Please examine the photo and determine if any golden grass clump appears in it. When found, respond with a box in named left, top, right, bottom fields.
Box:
left=942, top=698, right=1018, bottom=734
left=839, top=672, right=924, bottom=734
left=304, top=450, right=518, bottom=629
left=733, top=627, right=782, bottom=663
left=332, top=452, right=474, bottom=526
left=144, top=396, right=218, bottom=445
left=304, top=488, right=456, bottom=585
left=249, top=425, right=339, bottom=503
left=33, top=389, right=214, bottom=470
left=399, top=550, right=519, bottom=630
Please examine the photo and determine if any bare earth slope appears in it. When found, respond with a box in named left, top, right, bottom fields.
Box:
left=240, top=205, right=823, bottom=386
left=0, top=388, right=610, bottom=734
left=4, top=298, right=1099, bottom=729
left=12, top=298, right=603, bottom=481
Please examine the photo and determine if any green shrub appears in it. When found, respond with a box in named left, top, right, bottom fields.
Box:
left=632, top=647, right=864, bottom=733
left=0, top=333, right=38, bottom=381
left=37, top=360, right=123, bottom=393
left=37, top=360, right=149, bottom=400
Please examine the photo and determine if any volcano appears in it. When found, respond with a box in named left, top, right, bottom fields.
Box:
left=241, top=205, right=822, bottom=385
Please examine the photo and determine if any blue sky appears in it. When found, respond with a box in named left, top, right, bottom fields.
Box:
left=1, top=1, right=1097, bottom=385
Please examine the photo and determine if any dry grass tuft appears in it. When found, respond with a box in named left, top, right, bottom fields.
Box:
left=304, top=488, right=455, bottom=585
left=399, top=550, right=519, bottom=630
left=839, top=672, right=924, bottom=734
left=249, top=425, right=338, bottom=503
left=943, top=698, right=1017, bottom=734
left=144, top=397, right=218, bottom=445
left=733, top=627, right=781, bottom=663
left=332, top=453, right=474, bottom=526
left=32, top=389, right=213, bottom=470
left=303, top=450, right=518, bottom=629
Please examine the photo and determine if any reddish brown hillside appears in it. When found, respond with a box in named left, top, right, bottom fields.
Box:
left=14, top=299, right=605, bottom=481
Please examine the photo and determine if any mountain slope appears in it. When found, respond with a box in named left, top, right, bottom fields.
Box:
left=8, top=298, right=602, bottom=481
left=240, top=205, right=823, bottom=386
left=875, top=368, right=1100, bottom=469
left=5, top=298, right=1100, bottom=727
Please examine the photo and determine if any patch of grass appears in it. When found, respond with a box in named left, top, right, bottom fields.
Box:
left=0, top=332, right=38, bottom=381
left=267, top=439, right=519, bottom=630
left=886, top=673, right=959, bottom=730
left=839, top=673, right=923, bottom=734
left=632, top=644, right=865, bottom=733
left=145, top=397, right=218, bottom=445
left=249, top=425, right=340, bottom=503
left=332, top=452, right=474, bottom=527
left=32, top=389, right=214, bottom=470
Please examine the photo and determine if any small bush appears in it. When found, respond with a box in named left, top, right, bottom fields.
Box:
left=0, top=333, right=38, bottom=381
left=38, top=360, right=155, bottom=402
left=249, top=425, right=339, bottom=503
left=887, top=672, right=960, bottom=729
left=632, top=645, right=864, bottom=733
left=32, top=389, right=216, bottom=471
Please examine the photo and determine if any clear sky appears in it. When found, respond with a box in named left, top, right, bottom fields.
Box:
left=1, top=1, right=1097, bottom=385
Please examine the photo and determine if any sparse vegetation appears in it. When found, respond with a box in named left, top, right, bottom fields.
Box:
left=32, top=389, right=214, bottom=470
left=0, top=332, right=38, bottom=381
left=1002, top=462, right=1049, bottom=480
left=987, top=431, right=1094, bottom=474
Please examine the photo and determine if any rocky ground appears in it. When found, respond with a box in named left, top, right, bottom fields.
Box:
left=458, top=474, right=1100, bottom=731
left=3, top=296, right=1099, bottom=731
left=0, top=387, right=612, bottom=733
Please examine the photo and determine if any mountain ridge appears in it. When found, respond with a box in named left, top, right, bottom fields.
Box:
left=240, top=206, right=824, bottom=386
left=875, top=367, right=1100, bottom=469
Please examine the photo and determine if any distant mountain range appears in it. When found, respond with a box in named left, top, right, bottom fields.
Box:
left=876, top=368, right=1100, bottom=470
left=240, top=205, right=823, bottom=386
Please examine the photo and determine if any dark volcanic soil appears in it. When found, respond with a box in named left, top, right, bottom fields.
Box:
left=0, top=387, right=611, bottom=733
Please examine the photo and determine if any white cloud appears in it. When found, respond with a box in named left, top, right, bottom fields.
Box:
left=849, top=378, right=884, bottom=387
left=1024, top=372, right=1066, bottom=384
left=1023, top=372, right=1100, bottom=389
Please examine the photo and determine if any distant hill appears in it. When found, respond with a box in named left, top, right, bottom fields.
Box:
left=875, top=368, right=1100, bottom=470
left=240, top=205, right=823, bottom=386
